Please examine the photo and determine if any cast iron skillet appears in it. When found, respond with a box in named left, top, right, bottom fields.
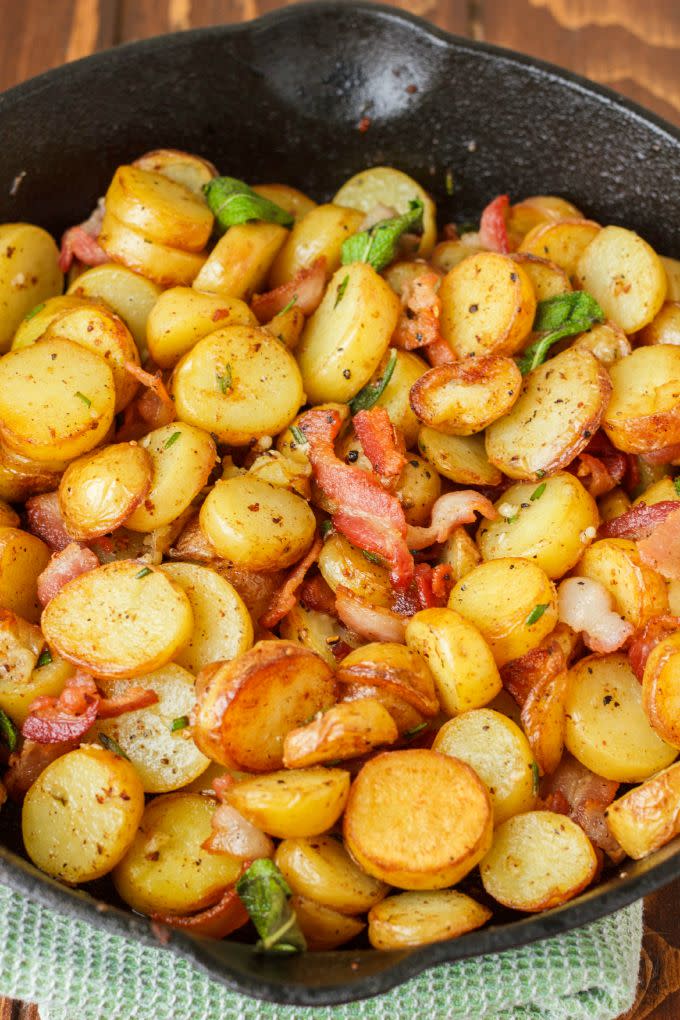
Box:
left=1, top=0, right=680, bottom=1006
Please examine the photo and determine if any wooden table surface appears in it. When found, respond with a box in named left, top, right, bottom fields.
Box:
left=2, top=1, right=680, bottom=1017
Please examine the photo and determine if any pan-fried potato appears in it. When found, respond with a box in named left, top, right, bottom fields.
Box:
left=0, top=609, right=41, bottom=704
left=395, top=454, right=443, bottom=524
left=333, top=166, right=437, bottom=257
left=147, top=287, right=256, bottom=368
left=68, top=264, right=162, bottom=359
left=477, top=472, right=599, bottom=579
left=172, top=324, right=303, bottom=445
left=226, top=767, right=350, bottom=838
left=0, top=338, right=115, bottom=463
left=518, top=219, right=600, bottom=279
left=510, top=253, right=571, bottom=301
left=636, top=302, right=680, bottom=347
left=105, top=165, right=213, bottom=252
left=410, top=356, right=521, bottom=436
left=642, top=632, right=680, bottom=747
left=125, top=422, right=216, bottom=533
left=439, top=252, right=536, bottom=358
left=431, top=239, right=484, bottom=273
left=200, top=476, right=315, bottom=571
left=405, top=608, right=501, bottom=715
left=368, top=890, right=491, bottom=950
left=440, top=526, right=481, bottom=582
left=279, top=603, right=361, bottom=668
left=363, top=348, right=428, bottom=448
left=0, top=223, right=62, bottom=353
left=634, top=477, right=679, bottom=507
left=318, top=533, right=392, bottom=607
left=283, top=700, right=398, bottom=768
left=276, top=834, right=388, bottom=914
left=433, top=709, right=537, bottom=825
left=603, top=345, right=680, bottom=454
left=344, top=749, right=493, bottom=889
left=605, top=761, right=680, bottom=859
left=480, top=810, right=597, bottom=911
left=662, top=256, right=680, bottom=301
left=418, top=428, right=502, bottom=486
left=192, top=222, right=288, bottom=298
left=508, top=195, right=583, bottom=242
left=449, top=559, right=558, bottom=667
left=599, top=486, right=631, bottom=522
left=95, top=665, right=210, bottom=792
left=577, top=538, right=668, bottom=628
left=133, top=148, right=217, bottom=195
left=0, top=501, right=19, bottom=529
left=576, top=225, right=667, bottom=332
left=291, top=895, right=365, bottom=950
left=99, top=210, right=206, bottom=287
left=23, top=746, right=144, bottom=883
left=192, top=641, right=336, bottom=771
left=58, top=443, right=153, bottom=540
left=565, top=653, right=677, bottom=782
left=161, top=562, right=253, bottom=672
left=486, top=348, right=611, bottom=480
left=296, top=263, right=401, bottom=405
left=113, top=792, right=242, bottom=916
left=338, top=642, right=439, bottom=717
left=0, top=527, right=50, bottom=622
left=570, top=321, right=631, bottom=366
left=12, top=294, right=100, bottom=349
left=338, top=683, right=427, bottom=736
left=41, top=560, right=194, bottom=679
left=0, top=643, right=73, bottom=726
left=269, top=204, right=363, bottom=286
left=252, top=183, right=317, bottom=222
left=521, top=666, right=568, bottom=776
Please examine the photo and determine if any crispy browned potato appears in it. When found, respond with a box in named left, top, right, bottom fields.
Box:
left=282, top=700, right=398, bottom=768
left=603, top=345, right=680, bottom=454
left=642, top=632, right=680, bottom=747
left=521, top=667, right=568, bottom=775
left=0, top=527, right=51, bottom=623
left=519, top=219, right=601, bottom=280
left=58, top=443, right=152, bottom=540
left=604, top=761, right=680, bottom=859
left=337, top=642, right=439, bottom=718
left=577, top=538, right=668, bottom=629
left=409, top=356, right=521, bottom=436
left=227, top=767, right=350, bottom=838
left=510, top=253, right=571, bottom=301
left=368, top=890, right=491, bottom=950
left=291, top=895, right=365, bottom=950
left=133, top=148, right=217, bottom=194
left=276, top=834, right=388, bottom=914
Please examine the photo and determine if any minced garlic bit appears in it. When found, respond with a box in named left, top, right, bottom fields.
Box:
left=580, top=526, right=597, bottom=543
left=498, top=502, right=516, bottom=520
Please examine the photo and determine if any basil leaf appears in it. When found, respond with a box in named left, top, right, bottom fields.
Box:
left=36, top=648, right=53, bottom=668
left=349, top=348, right=397, bottom=415
left=236, top=859, right=306, bottom=954
left=0, top=709, right=17, bottom=752
left=518, top=291, right=605, bottom=375
left=204, top=177, right=294, bottom=232
left=341, top=199, right=424, bottom=273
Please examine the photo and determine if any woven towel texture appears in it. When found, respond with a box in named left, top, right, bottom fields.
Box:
left=0, top=885, right=641, bottom=1020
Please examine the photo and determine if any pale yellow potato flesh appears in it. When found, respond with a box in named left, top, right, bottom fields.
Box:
left=133, top=148, right=217, bottom=195
left=418, top=428, right=502, bottom=486
left=603, top=345, right=680, bottom=454
left=518, top=218, right=600, bottom=279
left=268, top=203, right=364, bottom=286
left=0, top=651, right=73, bottom=726
left=291, top=895, right=365, bottom=951
left=368, top=890, right=491, bottom=950
left=333, top=166, right=437, bottom=257
left=275, top=834, right=388, bottom=914
left=605, top=761, right=680, bottom=859
left=409, top=356, right=522, bottom=436
left=146, top=287, right=256, bottom=368
left=99, top=210, right=207, bottom=287
left=105, top=165, right=213, bottom=252
left=318, top=532, right=392, bottom=607
left=282, top=699, right=398, bottom=768
left=0, top=223, right=62, bottom=353
left=577, top=538, right=668, bottom=629
left=0, top=527, right=50, bottom=623
left=192, top=222, right=287, bottom=299
left=68, top=262, right=161, bottom=357
left=226, top=767, right=350, bottom=838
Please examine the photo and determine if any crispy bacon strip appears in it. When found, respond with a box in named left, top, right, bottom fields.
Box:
left=335, top=586, right=406, bottom=642
left=4, top=740, right=76, bottom=800
left=406, top=491, right=498, bottom=551
left=479, top=194, right=510, bottom=254
left=414, top=563, right=454, bottom=609
left=151, top=887, right=250, bottom=940
left=259, top=537, right=323, bottom=629
left=299, top=409, right=413, bottom=589
left=25, top=491, right=73, bottom=552
left=392, top=270, right=443, bottom=351
left=97, top=686, right=159, bottom=718
left=598, top=500, right=679, bottom=540
left=299, top=574, right=337, bottom=616
left=251, top=256, right=326, bottom=323
left=353, top=407, right=406, bottom=480
left=58, top=199, right=107, bottom=273
left=123, top=362, right=176, bottom=426
left=575, top=454, right=617, bottom=499
left=500, top=643, right=566, bottom=707
left=542, top=754, right=623, bottom=860
left=423, top=335, right=456, bottom=366
left=23, top=693, right=98, bottom=744
left=628, top=614, right=680, bottom=682
left=637, top=505, right=680, bottom=580
left=36, top=542, right=99, bottom=607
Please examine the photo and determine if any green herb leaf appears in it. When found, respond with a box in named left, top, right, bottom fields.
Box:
left=445, top=170, right=454, bottom=196
left=236, top=859, right=306, bottom=954
left=404, top=722, right=428, bottom=740
left=290, top=425, right=307, bottom=446
left=98, top=733, right=129, bottom=759
left=36, top=648, right=53, bottom=668
left=504, top=514, right=519, bottom=524
left=361, top=550, right=384, bottom=566
left=171, top=715, right=189, bottom=732
left=279, top=295, right=298, bottom=317
left=530, top=482, right=547, bottom=501
left=75, top=391, right=92, bottom=408
left=674, top=476, right=680, bottom=497
left=334, top=274, right=350, bottom=309
left=25, top=302, right=45, bottom=321
left=320, top=520, right=333, bottom=540
left=349, top=348, right=398, bottom=415
left=135, top=566, right=152, bottom=579
left=531, top=761, right=540, bottom=797
left=341, top=199, right=424, bottom=273
left=216, top=364, right=233, bottom=395
left=517, top=292, right=605, bottom=375
left=204, top=177, right=294, bottom=233
left=0, top=709, right=17, bottom=752
left=164, top=431, right=181, bottom=450
left=536, top=469, right=547, bottom=479
left=525, top=603, right=550, bottom=627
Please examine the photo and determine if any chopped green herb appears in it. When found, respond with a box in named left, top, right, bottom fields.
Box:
left=236, top=859, right=306, bottom=954
left=279, top=295, right=298, bottom=317
left=75, top=391, right=92, bottom=407
left=25, top=302, right=45, bottom=321
left=0, top=709, right=17, bottom=752
left=290, top=425, right=307, bottom=446
left=334, top=274, right=350, bottom=308
left=341, top=198, right=424, bottom=273
left=404, top=722, right=428, bottom=740
left=36, top=648, right=53, bottom=668
left=504, top=514, right=519, bottom=524
left=526, top=603, right=550, bottom=627
left=536, top=469, right=547, bottom=479
left=674, top=476, right=680, bottom=497
left=445, top=170, right=454, bottom=196
left=320, top=520, right=333, bottom=540
left=216, top=364, right=233, bottom=395
left=349, top=348, right=397, bottom=415
left=517, top=292, right=605, bottom=374
left=135, top=566, right=152, bottom=579
left=164, top=431, right=181, bottom=450
left=204, top=177, right=294, bottom=233
left=361, top=550, right=384, bottom=566
left=171, top=715, right=189, bottom=732
left=531, top=761, right=540, bottom=797
left=530, top=482, right=547, bottom=501
left=98, top=733, right=129, bottom=759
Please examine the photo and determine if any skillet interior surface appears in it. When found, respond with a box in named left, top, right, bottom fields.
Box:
left=1, top=0, right=680, bottom=1005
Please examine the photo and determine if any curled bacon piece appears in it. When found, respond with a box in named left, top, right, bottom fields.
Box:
left=392, top=270, right=443, bottom=351
left=299, top=409, right=413, bottom=589
left=251, top=256, right=326, bottom=323
left=598, top=500, right=679, bottom=540
left=637, top=505, right=680, bottom=580
left=500, top=643, right=566, bottom=707
left=37, top=542, right=99, bottom=607
left=4, top=739, right=76, bottom=801
left=423, top=335, right=456, bottom=366
left=557, top=576, right=633, bottom=654
left=414, top=563, right=454, bottom=609
left=97, top=686, right=159, bottom=718
left=542, top=754, right=623, bottom=860
left=479, top=194, right=510, bottom=254
left=123, top=362, right=176, bottom=427
left=640, top=442, right=680, bottom=466
left=628, top=614, right=680, bottom=682
left=23, top=690, right=98, bottom=744
left=572, top=431, right=628, bottom=498
left=151, top=887, right=249, bottom=940
left=335, top=586, right=406, bottom=643
left=25, top=491, right=72, bottom=552
left=259, top=537, right=323, bottom=629
left=353, top=407, right=406, bottom=481
left=575, top=454, right=617, bottom=499
left=299, top=574, right=337, bottom=616
left=58, top=200, right=108, bottom=273
left=406, top=491, right=498, bottom=551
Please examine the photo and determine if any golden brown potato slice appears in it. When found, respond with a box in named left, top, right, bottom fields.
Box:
left=279, top=602, right=361, bottom=669
left=318, top=533, right=392, bottom=606
left=192, top=222, right=287, bottom=299
left=431, top=239, right=484, bottom=273
left=605, top=761, right=680, bottom=859
left=252, top=183, right=317, bottom=222
left=226, top=767, right=350, bottom=838
left=570, top=321, right=631, bottom=366
left=58, top=443, right=152, bottom=540
left=269, top=203, right=363, bottom=286
left=418, top=428, right=502, bottom=486
left=440, top=526, right=481, bottom=582
left=292, top=895, right=365, bottom=950
left=0, top=223, right=62, bottom=353
left=0, top=527, right=50, bottom=623
left=510, top=253, right=571, bottom=301
left=344, top=749, right=493, bottom=889
left=440, top=252, right=536, bottom=358
left=409, top=356, right=521, bottom=436
left=133, top=148, right=217, bottom=195
left=485, top=347, right=611, bottom=480
left=333, top=166, right=437, bottom=257
left=0, top=649, right=73, bottom=726
left=192, top=641, right=336, bottom=771
left=337, top=642, right=439, bottom=717
left=518, top=218, right=600, bottom=279
left=662, top=256, right=680, bottom=301
left=22, top=746, right=144, bottom=883
left=366, top=349, right=428, bottom=448
left=275, top=834, right=388, bottom=914
left=105, top=165, right=213, bottom=252
left=603, top=345, right=680, bottom=454
left=577, top=538, right=668, bottom=629
left=521, top=668, right=568, bottom=776
left=636, top=302, right=680, bottom=347
left=146, top=287, right=256, bottom=369
left=282, top=699, right=398, bottom=768
left=68, top=264, right=161, bottom=359
left=0, top=609, right=48, bottom=723
left=41, top=560, right=194, bottom=679
left=12, top=294, right=101, bottom=350
left=508, top=195, right=583, bottom=243
left=642, top=631, right=680, bottom=747
left=368, top=890, right=491, bottom=950
left=480, top=810, right=598, bottom=911
left=99, top=210, right=206, bottom=287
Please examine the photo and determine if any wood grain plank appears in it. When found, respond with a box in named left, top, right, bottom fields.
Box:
left=477, top=0, right=680, bottom=125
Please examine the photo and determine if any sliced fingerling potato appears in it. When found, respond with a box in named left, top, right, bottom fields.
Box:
left=318, top=533, right=392, bottom=607
left=509, top=253, right=571, bottom=301
left=662, top=256, right=680, bottom=301
left=0, top=223, right=62, bottom=354
left=58, top=443, right=153, bottom=540
left=605, top=761, right=680, bottom=859
left=68, top=264, right=161, bottom=359
left=521, top=667, right=568, bottom=776
left=642, top=631, right=680, bottom=748
left=0, top=527, right=50, bottom=623
left=268, top=203, right=364, bottom=286
left=507, top=195, right=584, bottom=242
left=99, top=210, right=207, bottom=287
left=518, top=218, right=600, bottom=279
left=337, top=642, right=440, bottom=718
left=133, top=148, right=217, bottom=195
left=603, top=345, right=680, bottom=454
left=282, top=699, right=398, bottom=768
left=439, top=525, right=481, bottom=582
left=146, top=287, right=256, bottom=369
left=12, top=294, right=101, bottom=350
left=275, top=834, right=388, bottom=914
left=637, top=301, right=680, bottom=347
left=252, top=183, right=317, bottom=222
left=291, top=895, right=365, bottom=950
left=105, top=165, right=213, bottom=252
left=279, top=602, right=361, bottom=668
left=570, top=321, right=631, bottom=366
left=226, top=767, right=350, bottom=838
left=368, top=890, right=491, bottom=950
left=577, top=538, right=668, bottom=629
left=41, top=560, right=194, bottom=679
left=192, top=222, right=288, bottom=299
left=0, top=650, right=73, bottom=726
left=409, top=356, right=522, bottom=436
left=418, top=428, right=502, bottom=486
left=480, top=810, right=598, bottom=912
left=333, top=165, right=437, bottom=257
left=393, top=454, right=442, bottom=526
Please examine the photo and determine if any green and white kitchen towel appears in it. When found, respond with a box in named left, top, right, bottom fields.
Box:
left=0, top=884, right=641, bottom=1020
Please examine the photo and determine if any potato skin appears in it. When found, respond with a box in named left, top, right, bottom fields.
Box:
left=518, top=218, right=600, bottom=279
left=605, top=761, right=680, bottom=859
left=642, top=632, right=680, bottom=748
left=275, top=834, right=388, bottom=914
left=409, top=356, right=522, bottom=436
left=603, top=345, right=680, bottom=454
left=99, top=210, right=206, bottom=288
left=577, top=538, right=668, bottom=629
left=292, top=895, right=365, bottom=951
left=368, top=890, right=491, bottom=950
left=58, top=443, right=152, bottom=540
left=282, top=699, right=398, bottom=768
